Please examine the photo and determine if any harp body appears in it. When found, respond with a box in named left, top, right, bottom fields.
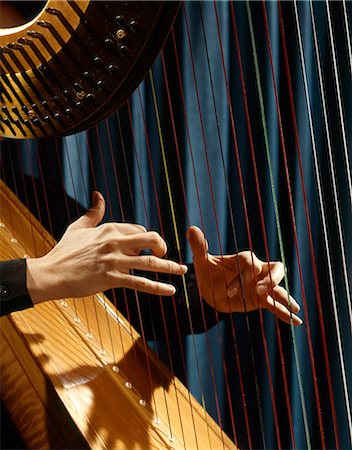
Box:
left=0, top=1, right=179, bottom=138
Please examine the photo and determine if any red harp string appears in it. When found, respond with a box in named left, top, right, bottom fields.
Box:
left=1, top=2, right=351, bottom=450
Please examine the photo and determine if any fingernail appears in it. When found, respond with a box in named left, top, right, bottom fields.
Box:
left=180, top=264, right=188, bottom=274
left=290, top=302, right=300, bottom=312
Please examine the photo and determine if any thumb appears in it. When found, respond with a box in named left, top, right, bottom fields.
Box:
left=187, top=226, right=209, bottom=260
left=69, top=191, right=106, bottom=230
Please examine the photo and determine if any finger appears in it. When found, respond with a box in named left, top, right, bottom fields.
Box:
left=123, top=231, right=168, bottom=257
left=114, top=223, right=147, bottom=235
left=100, top=222, right=147, bottom=236
left=69, top=191, right=105, bottom=230
left=187, top=226, right=209, bottom=260
left=119, top=274, right=177, bottom=296
left=125, top=255, right=187, bottom=275
left=271, top=285, right=300, bottom=313
left=255, top=261, right=285, bottom=295
left=227, top=253, right=262, bottom=298
left=263, top=295, right=303, bottom=326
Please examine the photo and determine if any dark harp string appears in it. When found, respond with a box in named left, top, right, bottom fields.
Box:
left=302, top=3, right=352, bottom=444
left=197, top=3, right=263, bottom=446
left=293, top=0, right=351, bottom=444
left=325, top=0, right=352, bottom=333
left=220, top=1, right=298, bottom=447
left=106, top=103, right=191, bottom=438
left=131, top=89, right=201, bottom=446
left=97, top=117, right=150, bottom=379
left=284, top=0, right=342, bottom=447
left=260, top=1, right=328, bottom=447
left=326, top=0, right=352, bottom=214
left=54, top=136, right=94, bottom=332
left=91, top=125, right=122, bottom=364
left=203, top=2, right=283, bottom=448
left=153, top=49, right=229, bottom=447
left=173, top=10, right=245, bottom=442
left=343, top=0, right=352, bottom=80
left=124, top=100, right=186, bottom=442
left=146, top=72, right=221, bottom=449
left=179, top=8, right=259, bottom=445
left=90, top=121, right=164, bottom=424
left=103, top=118, right=137, bottom=363
left=243, top=2, right=315, bottom=448
left=161, top=8, right=242, bottom=445
left=146, top=68, right=231, bottom=448
left=59, top=135, right=106, bottom=355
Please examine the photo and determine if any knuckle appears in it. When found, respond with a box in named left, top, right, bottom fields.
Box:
left=277, top=261, right=285, bottom=273
left=147, top=255, right=157, bottom=267
left=149, top=231, right=161, bottom=244
left=101, top=239, right=115, bottom=254
left=136, top=277, right=148, bottom=290
left=137, top=224, right=147, bottom=233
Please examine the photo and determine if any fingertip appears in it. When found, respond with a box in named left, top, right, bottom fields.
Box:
left=292, top=315, right=303, bottom=326
left=289, top=300, right=300, bottom=313
left=92, top=191, right=104, bottom=205
left=180, top=264, right=188, bottom=274
left=164, top=284, right=176, bottom=296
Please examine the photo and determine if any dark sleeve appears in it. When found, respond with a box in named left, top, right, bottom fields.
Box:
left=0, top=260, right=34, bottom=317
left=113, top=264, right=226, bottom=340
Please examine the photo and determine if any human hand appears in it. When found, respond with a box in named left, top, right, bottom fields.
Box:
left=27, top=192, right=187, bottom=303
left=187, top=226, right=302, bottom=326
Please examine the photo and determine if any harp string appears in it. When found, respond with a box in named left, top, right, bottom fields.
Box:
left=226, top=2, right=299, bottom=448
left=343, top=0, right=352, bottom=79
left=199, top=3, right=280, bottom=445
left=138, top=62, right=212, bottom=447
left=146, top=72, right=222, bottom=448
left=92, top=120, right=165, bottom=424
left=132, top=84, right=208, bottom=446
left=193, top=6, right=242, bottom=442
left=258, top=1, right=329, bottom=448
left=167, top=8, right=243, bottom=440
left=326, top=1, right=352, bottom=330
left=244, top=2, right=318, bottom=449
left=326, top=0, right=352, bottom=212
left=124, top=101, right=186, bottom=440
left=104, top=117, right=141, bottom=363
left=120, top=102, right=202, bottom=441
left=280, top=2, right=351, bottom=444
left=148, top=55, right=251, bottom=445
left=165, top=8, right=248, bottom=445
left=170, top=6, right=267, bottom=447
left=214, top=2, right=286, bottom=445
left=291, top=1, right=346, bottom=446
left=179, top=7, right=262, bottom=444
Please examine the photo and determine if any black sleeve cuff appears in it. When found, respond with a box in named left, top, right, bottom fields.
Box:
left=0, top=259, right=34, bottom=317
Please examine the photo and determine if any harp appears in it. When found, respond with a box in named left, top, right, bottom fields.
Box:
left=1, top=1, right=351, bottom=449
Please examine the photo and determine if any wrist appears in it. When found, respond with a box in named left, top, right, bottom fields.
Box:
left=26, top=256, right=55, bottom=304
